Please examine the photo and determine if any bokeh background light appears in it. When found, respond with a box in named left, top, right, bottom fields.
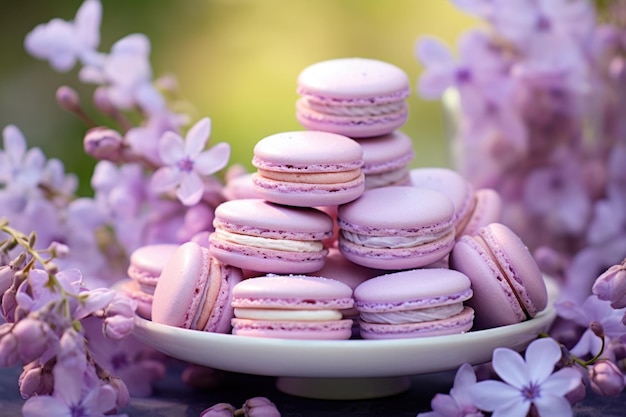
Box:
left=0, top=1, right=479, bottom=195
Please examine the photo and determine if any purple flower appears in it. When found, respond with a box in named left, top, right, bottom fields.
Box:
left=200, top=403, right=236, bottom=417
left=589, top=360, right=626, bottom=397
left=24, top=0, right=102, bottom=72
left=0, top=125, right=46, bottom=189
left=469, top=337, right=581, bottom=417
left=150, top=117, right=230, bottom=206
left=418, top=363, right=483, bottom=417
left=241, top=397, right=281, bottom=417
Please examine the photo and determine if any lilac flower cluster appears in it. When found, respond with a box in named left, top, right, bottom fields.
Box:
left=0, top=220, right=135, bottom=416
left=416, top=0, right=626, bottom=304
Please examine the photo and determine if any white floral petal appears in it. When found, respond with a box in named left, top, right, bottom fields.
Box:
left=415, top=36, right=455, bottom=68
left=492, top=400, right=530, bottom=417
left=74, top=0, right=102, bottom=50
left=526, top=338, right=562, bottom=383
left=177, top=172, right=204, bottom=206
left=185, top=117, right=211, bottom=156
left=492, top=348, right=529, bottom=389
left=150, top=166, right=183, bottom=192
left=92, top=384, right=117, bottom=414
left=2, top=125, right=27, bottom=163
left=469, top=380, right=521, bottom=411
left=158, top=131, right=185, bottom=164
left=533, top=394, right=574, bottom=417
left=540, top=367, right=583, bottom=397
left=194, top=143, right=230, bottom=176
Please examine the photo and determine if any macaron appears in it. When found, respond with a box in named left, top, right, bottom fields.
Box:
left=251, top=131, right=365, bottom=207
left=296, top=57, right=410, bottom=138
left=152, top=241, right=243, bottom=333
left=449, top=222, right=548, bottom=330
left=355, top=131, right=415, bottom=189
left=409, top=167, right=503, bottom=238
left=337, top=186, right=456, bottom=270
left=230, top=275, right=355, bottom=340
left=209, top=199, right=334, bottom=274
left=125, top=243, right=179, bottom=318
left=353, top=268, right=474, bottom=339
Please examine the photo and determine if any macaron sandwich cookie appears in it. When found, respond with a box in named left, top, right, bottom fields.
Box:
left=355, top=131, right=415, bottom=189
left=209, top=199, right=334, bottom=274
left=337, top=186, right=456, bottom=270
left=152, top=242, right=243, bottom=333
left=449, top=223, right=548, bottom=330
left=231, top=275, right=355, bottom=340
left=252, top=131, right=365, bottom=207
left=354, top=269, right=474, bottom=339
left=296, top=57, right=411, bottom=138
left=125, top=243, right=179, bottom=319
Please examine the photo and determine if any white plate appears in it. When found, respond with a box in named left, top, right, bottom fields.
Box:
left=133, top=278, right=558, bottom=380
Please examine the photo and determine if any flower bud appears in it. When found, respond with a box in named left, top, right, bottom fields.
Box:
left=12, top=318, right=54, bottom=363
left=103, top=315, right=134, bottom=340
left=200, top=403, right=236, bottom=417
left=19, top=364, right=53, bottom=398
left=592, top=262, right=626, bottom=309
left=108, top=376, right=130, bottom=407
left=0, top=265, right=14, bottom=296
left=0, top=327, right=19, bottom=367
left=589, top=360, right=626, bottom=397
left=241, top=397, right=281, bottom=417
left=590, top=321, right=605, bottom=339
left=56, top=86, right=81, bottom=113
left=48, top=241, right=70, bottom=259
left=83, top=127, right=125, bottom=162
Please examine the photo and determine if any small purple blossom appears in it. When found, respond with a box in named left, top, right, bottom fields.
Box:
left=417, top=363, right=483, bottom=417
left=589, top=360, right=626, bottom=397
left=469, top=338, right=581, bottom=417
left=150, top=117, right=230, bottom=206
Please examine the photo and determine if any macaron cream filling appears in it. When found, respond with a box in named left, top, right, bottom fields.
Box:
left=213, top=229, right=324, bottom=253
left=359, top=303, right=464, bottom=324
left=234, top=308, right=343, bottom=321
left=297, top=97, right=407, bottom=117
left=341, top=229, right=451, bottom=249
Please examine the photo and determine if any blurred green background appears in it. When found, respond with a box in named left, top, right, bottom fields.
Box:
left=0, top=1, right=478, bottom=196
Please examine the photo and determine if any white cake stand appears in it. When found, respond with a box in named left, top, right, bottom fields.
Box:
left=133, top=278, right=558, bottom=400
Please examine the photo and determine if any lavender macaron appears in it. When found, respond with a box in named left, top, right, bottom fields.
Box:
left=354, top=268, right=474, bottom=339
left=152, top=242, right=243, bottom=333
left=355, top=131, right=415, bottom=189
left=296, top=57, right=411, bottom=138
left=209, top=199, right=334, bottom=274
left=450, top=222, right=548, bottom=330
left=337, top=186, right=456, bottom=270
left=252, top=131, right=365, bottom=207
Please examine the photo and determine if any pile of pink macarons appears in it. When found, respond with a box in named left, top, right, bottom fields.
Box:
left=123, top=57, right=549, bottom=341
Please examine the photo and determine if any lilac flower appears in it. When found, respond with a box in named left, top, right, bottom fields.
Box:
left=241, top=397, right=281, bottom=417
left=588, top=360, right=626, bottom=397
left=24, top=0, right=102, bottom=72
left=200, top=403, right=236, bottom=417
left=556, top=295, right=626, bottom=358
left=417, top=363, right=483, bottom=417
left=150, top=117, right=230, bottom=206
left=593, top=261, right=626, bottom=310
left=469, top=338, right=581, bottom=417
left=80, top=34, right=154, bottom=110
left=0, top=125, right=46, bottom=189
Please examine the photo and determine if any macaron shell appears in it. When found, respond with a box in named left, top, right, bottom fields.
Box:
left=231, top=318, right=353, bottom=340
left=203, top=258, right=243, bottom=333
left=208, top=243, right=329, bottom=274
left=152, top=242, right=210, bottom=329
left=358, top=306, right=474, bottom=339
left=231, top=275, right=353, bottom=310
left=127, top=243, right=179, bottom=289
left=356, top=132, right=415, bottom=174
left=297, top=57, right=410, bottom=100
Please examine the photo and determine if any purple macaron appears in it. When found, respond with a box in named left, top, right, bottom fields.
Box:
left=355, top=131, right=415, bottom=189
left=337, top=186, right=456, bottom=270
left=354, top=268, right=474, bottom=339
left=449, top=222, right=548, bottom=330
left=209, top=199, right=334, bottom=274
left=296, top=57, right=411, bottom=138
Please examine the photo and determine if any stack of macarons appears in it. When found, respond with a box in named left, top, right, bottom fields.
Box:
left=143, top=57, right=547, bottom=342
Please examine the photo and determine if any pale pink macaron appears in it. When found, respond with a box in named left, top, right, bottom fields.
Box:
left=409, top=167, right=502, bottom=238
left=337, top=186, right=456, bottom=270
left=355, top=131, right=415, bottom=189
left=252, top=130, right=365, bottom=207
left=231, top=274, right=354, bottom=340
left=209, top=199, right=334, bottom=274
left=125, top=243, right=179, bottom=319
left=354, top=268, right=474, bottom=339
left=152, top=242, right=243, bottom=333
left=296, top=57, right=411, bottom=138
left=449, top=223, right=548, bottom=330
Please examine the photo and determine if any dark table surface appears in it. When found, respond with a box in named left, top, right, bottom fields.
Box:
left=2, top=363, right=626, bottom=417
